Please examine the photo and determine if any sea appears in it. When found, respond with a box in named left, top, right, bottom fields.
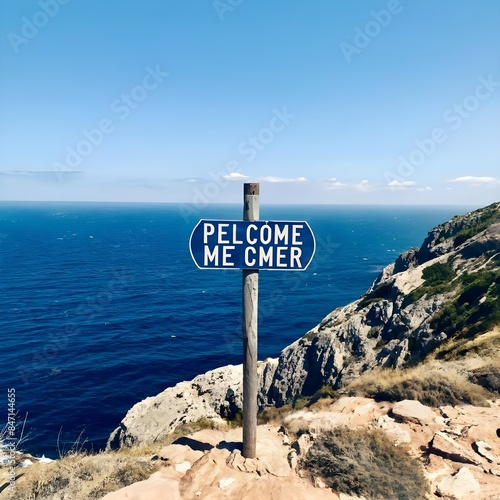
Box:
left=0, top=202, right=473, bottom=458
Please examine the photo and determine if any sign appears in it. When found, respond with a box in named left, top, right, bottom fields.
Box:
left=189, top=219, right=315, bottom=270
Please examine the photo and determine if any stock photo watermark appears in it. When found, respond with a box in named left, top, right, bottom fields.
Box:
left=4, top=389, right=17, bottom=494
left=385, top=74, right=500, bottom=183
left=7, top=0, right=71, bottom=54
left=340, top=0, right=410, bottom=64
left=179, top=106, right=296, bottom=222
left=51, top=65, right=168, bottom=180
left=213, top=0, right=244, bottom=21
left=17, top=269, right=134, bottom=385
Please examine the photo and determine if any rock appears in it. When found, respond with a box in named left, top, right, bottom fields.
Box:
left=287, top=450, right=298, bottom=471
left=430, top=432, right=480, bottom=465
left=174, top=461, right=192, bottom=473
left=488, top=467, right=500, bottom=477
left=372, top=415, right=411, bottom=444
left=339, top=494, right=368, bottom=500
left=314, top=476, right=327, bottom=488
left=392, top=400, right=437, bottom=425
left=472, top=440, right=499, bottom=464
left=107, top=365, right=247, bottom=448
left=435, top=467, right=481, bottom=499
left=159, top=443, right=204, bottom=466
left=291, top=432, right=313, bottom=457
left=102, top=473, right=182, bottom=500
left=259, top=449, right=292, bottom=478
left=218, top=477, right=236, bottom=489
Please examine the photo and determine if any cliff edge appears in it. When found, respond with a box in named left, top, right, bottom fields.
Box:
left=108, top=202, right=500, bottom=450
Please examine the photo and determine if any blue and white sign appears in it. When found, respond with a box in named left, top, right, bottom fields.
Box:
left=189, top=220, right=316, bottom=270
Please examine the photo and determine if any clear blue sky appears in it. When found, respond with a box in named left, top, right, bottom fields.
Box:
left=1, top=0, right=499, bottom=204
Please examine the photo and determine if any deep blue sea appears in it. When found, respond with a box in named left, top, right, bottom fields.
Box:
left=0, top=202, right=473, bottom=458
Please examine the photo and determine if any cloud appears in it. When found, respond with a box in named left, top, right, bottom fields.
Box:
left=222, top=172, right=250, bottom=181
left=321, top=178, right=348, bottom=189
left=448, top=176, right=500, bottom=186
left=355, top=180, right=372, bottom=192
left=258, top=176, right=307, bottom=183
left=388, top=180, right=417, bottom=189
left=0, top=170, right=82, bottom=182
left=322, top=178, right=425, bottom=193
left=175, top=177, right=205, bottom=183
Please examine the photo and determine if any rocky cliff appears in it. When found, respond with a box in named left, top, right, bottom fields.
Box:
left=108, top=202, right=500, bottom=449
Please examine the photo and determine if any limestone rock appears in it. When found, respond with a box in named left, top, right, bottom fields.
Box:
left=392, top=400, right=437, bottom=425
left=159, top=444, right=203, bottom=466
left=103, top=473, right=182, bottom=500
left=435, top=467, right=481, bottom=499
left=372, top=415, right=411, bottom=444
left=472, top=440, right=499, bottom=464
left=291, top=433, right=313, bottom=457
left=218, top=477, right=235, bottom=489
left=430, top=432, right=480, bottom=465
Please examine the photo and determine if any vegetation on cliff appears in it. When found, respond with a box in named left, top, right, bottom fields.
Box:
left=301, top=427, right=429, bottom=500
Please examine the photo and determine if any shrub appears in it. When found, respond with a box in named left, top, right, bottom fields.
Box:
left=468, top=364, right=500, bottom=394
left=301, top=427, right=429, bottom=499
left=422, top=262, right=455, bottom=286
left=453, top=203, right=500, bottom=247
left=307, top=384, right=337, bottom=407
left=257, top=404, right=292, bottom=424
left=402, top=261, right=456, bottom=308
left=345, top=366, right=491, bottom=407
left=431, top=269, right=500, bottom=339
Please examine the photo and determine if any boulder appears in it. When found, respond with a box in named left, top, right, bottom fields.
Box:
left=435, top=467, right=480, bottom=499
left=392, top=400, right=437, bottom=425
left=430, top=432, right=480, bottom=465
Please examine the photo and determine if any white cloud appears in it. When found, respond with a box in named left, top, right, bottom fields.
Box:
left=388, top=180, right=417, bottom=188
left=355, top=179, right=372, bottom=192
left=448, top=176, right=500, bottom=186
left=258, top=176, right=307, bottom=183
left=222, top=172, right=250, bottom=181
left=321, top=178, right=347, bottom=189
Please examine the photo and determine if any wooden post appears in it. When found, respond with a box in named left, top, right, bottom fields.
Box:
left=242, top=182, right=259, bottom=459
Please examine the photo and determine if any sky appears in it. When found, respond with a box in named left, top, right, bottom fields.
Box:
left=0, top=0, right=499, bottom=205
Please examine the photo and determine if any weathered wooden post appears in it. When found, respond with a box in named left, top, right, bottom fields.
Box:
left=242, top=182, right=259, bottom=459
left=189, top=183, right=316, bottom=460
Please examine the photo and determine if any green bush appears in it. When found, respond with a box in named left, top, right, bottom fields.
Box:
left=307, top=384, right=337, bottom=406
left=431, top=269, right=500, bottom=339
left=402, top=261, right=456, bottom=308
left=301, top=427, right=429, bottom=499
left=422, top=262, right=456, bottom=286
left=453, top=203, right=500, bottom=247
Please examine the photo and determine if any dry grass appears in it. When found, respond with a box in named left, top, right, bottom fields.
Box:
left=1, top=416, right=226, bottom=500
left=428, top=327, right=500, bottom=362
left=301, top=427, right=429, bottom=499
left=468, top=361, right=500, bottom=394
left=344, top=363, right=492, bottom=407
left=257, top=404, right=293, bottom=425
left=3, top=451, right=160, bottom=500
